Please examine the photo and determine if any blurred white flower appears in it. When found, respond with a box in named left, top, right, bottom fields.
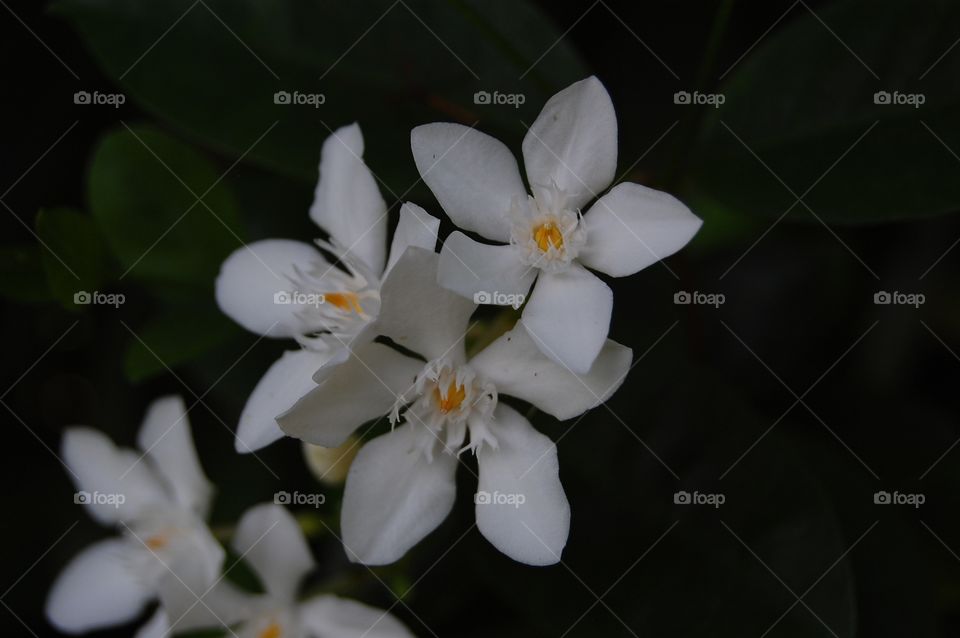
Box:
left=201, top=504, right=414, bottom=638
left=411, top=76, right=702, bottom=374
left=215, top=123, right=439, bottom=453
left=279, top=249, right=632, bottom=566
left=46, top=396, right=223, bottom=635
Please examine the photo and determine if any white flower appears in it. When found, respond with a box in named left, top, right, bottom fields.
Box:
left=45, top=396, right=223, bottom=636
left=198, top=504, right=415, bottom=638
left=215, top=123, right=440, bottom=453
left=278, top=249, right=632, bottom=566
left=411, top=76, right=702, bottom=374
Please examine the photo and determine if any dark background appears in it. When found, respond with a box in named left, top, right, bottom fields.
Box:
left=3, top=0, right=960, bottom=636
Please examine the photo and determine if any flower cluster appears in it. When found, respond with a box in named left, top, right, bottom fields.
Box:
left=47, top=76, right=699, bottom=636
left=47, top=398, right=413, bottom=637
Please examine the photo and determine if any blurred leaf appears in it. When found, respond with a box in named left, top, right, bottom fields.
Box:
left=0, top=244, right=54, bottom=303
left=692, top=0, right=960, bottom=224
left=124, top=304, right=242, bottom=382
left=35, top=207, right=110, bottom=309
left=55, top=0, right=588, bottom=186
left=88, top=125, right=244, bottom=286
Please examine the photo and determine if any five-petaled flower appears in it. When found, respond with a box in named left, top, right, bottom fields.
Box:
left=46, top=397, right=223, bottom=637
left=215, top=124, right=440, bottom=453
left=175, top=504, right=415, bottom=638
left=278, top=249, right=632, bottom=566
left=412, top=76, right=702, bottom=374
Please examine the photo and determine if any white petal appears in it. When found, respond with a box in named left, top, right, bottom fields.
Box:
left=46, top=538, right=153, bottom=633
left=579, top=182, right=702, bottom=277
left=233, top=504, right=315, bottom=602
left=471, top=325, right=632, bottom=420
left=153, top=523, right=227, bottom=629
left=277, top=342, right=422, bottom=447
left=522, top=76, right=618, bottom=209
left=299, top=595, right=414, bottom=638
left=235, top=349, right=334, bottom=453
left=215, top=239, right=326, bottom=338
left=168, top=580, right=258, bottom=632
left=438, top=231, right=535, bottom=303
left=310, top=123, right=388, bottom=274
left=341, top=424, right=457, bottom=565
left=134, top=608, right=169, bottom=638
left=384, top=202, right=440, bottom=276
left=371, top=247, right=477, bottom=362
left=475, top=404, right=569, bottom=566
left=137, top=396, right=213, bottom=519
left=520, top=265, right=612, bottom=374
left=62, top=427, right=169, bottom=525
left=411, top=123, right=525, bottom=242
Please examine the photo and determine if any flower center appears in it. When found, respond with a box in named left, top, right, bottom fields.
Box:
left=144, top=533, right=169, bottom=551
left=323, top=291, right=363, bottom=314
left=391, top=359, right=498, bottom=459
left=258, top=622, right=282, bottom=638
left=509, top=184, right=586, bottom=273
left=434, top=380, right=467, bottom=413
left=532, top=221, right=564, bottom=252
left=284, top=239, right=382, bottom=351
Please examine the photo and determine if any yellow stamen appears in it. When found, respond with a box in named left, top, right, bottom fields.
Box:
left=145, top=534, right=168, bottom=551
left=532, top=222, right=564, bottom=252
left=324, top=291, right=363, bottom=314
left=258, top=622, right=282, bottom=638
left=434, top=381, right=466, bottom=413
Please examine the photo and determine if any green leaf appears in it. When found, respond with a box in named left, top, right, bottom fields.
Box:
left=0, top=244, right=55, bottom=303
left=56, top=0, right=588, bottom=185
left=35, top=207, right=110, bottom=309
left=124, top=303, right=242, bottom=382
left=89, top=125, right=244, bottom=286
left=692, top=0, right=960, bottom=224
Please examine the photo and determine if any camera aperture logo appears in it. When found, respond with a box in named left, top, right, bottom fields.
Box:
left=674, top=290, right=725, bottom=308
left=874, top=290, right=924, bottom=308
left=473, top=290, right=525, bottom=309
left=74, top=90, right=126, bottom=108
left=674, top=490, right=725, bottom=508
left=274, top=90, right=326, bottom=108
left=74, top=490, right=126, bottom=508
left=274, top=490, right=326, bottom=508
left=274, top=290, right=326, bottom=308
left=473, top=90, right=526, bottom=109
left=873, top=90, right=924, bottom=108
left=74, top=290, right=125, bottom=308
left=674, top=90, right=725, bottom=108
left=873, top=490, right=924, bottom=508
left=475, top=490, right=526, bottom=508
